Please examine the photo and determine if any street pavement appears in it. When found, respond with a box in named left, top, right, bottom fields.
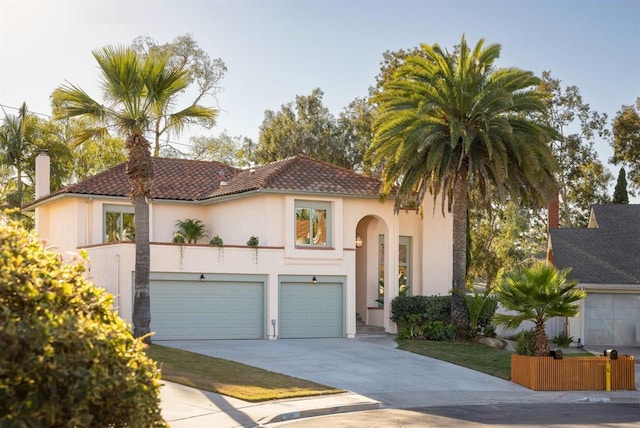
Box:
left=158, top=336, right=640, bottom=427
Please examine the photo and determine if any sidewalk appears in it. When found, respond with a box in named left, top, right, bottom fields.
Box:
left=160, top=381, right=380, bottom=428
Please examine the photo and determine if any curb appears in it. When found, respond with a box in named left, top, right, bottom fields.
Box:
left=261, top=402, right=381, bottom=425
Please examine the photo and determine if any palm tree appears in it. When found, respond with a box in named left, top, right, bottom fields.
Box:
left=52, top=46, right=217, bottom=342
left=368, top=35, right=558, bottom=327
left=0, top=102, right=35, bottom=208
left=494, top=262, right=586, bottom=356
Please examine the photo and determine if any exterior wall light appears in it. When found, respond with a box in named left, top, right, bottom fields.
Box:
left=355, top=236, right=363, bottom=248
left=200, top=274, right=205, bottom=282
left=312, top=276, right=318, bottom=284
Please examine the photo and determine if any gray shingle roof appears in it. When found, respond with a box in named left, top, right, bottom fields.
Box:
left=29, top=155, right=382, bottom=206
left=550, top=204, right=640, bottom=284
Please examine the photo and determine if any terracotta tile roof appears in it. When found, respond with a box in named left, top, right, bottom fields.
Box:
left=29, top=155, right=382, bottom=205
left=34, top=158, right=238, bottom=203
left=550, top=204, right=640, bottom=284
left=209, top=155, right=382, bottom=198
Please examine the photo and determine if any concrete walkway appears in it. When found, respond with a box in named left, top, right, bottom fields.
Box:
left=158, top=336, right=640, bottom=427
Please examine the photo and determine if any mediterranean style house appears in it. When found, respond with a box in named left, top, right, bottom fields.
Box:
left=548, top=203, right=640, bottom=347
left=28, top=151, right=453, bottom=340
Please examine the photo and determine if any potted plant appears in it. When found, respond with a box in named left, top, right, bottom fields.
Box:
left=172, top=218, right=208, bottom=268
left=247, top=235, right=259, bottom=263
left=209, top=235, right=224, bottom=262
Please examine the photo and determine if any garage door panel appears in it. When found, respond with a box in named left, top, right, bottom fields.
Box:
left=151, top=280, right=263, bottom=340
left=279, top=283, right=343, bottom=338
left=585, top=294, right=640, bottom=346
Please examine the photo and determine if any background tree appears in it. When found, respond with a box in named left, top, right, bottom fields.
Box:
left=468, top=200, right=547, bottom=289
left=494, top=262, right=585, bottom=356
left=0, top=105, right=74, bottom=217
left=0, top=103, right=36, bottom=209
left=131, top=34, right=225, bottom=156
left=188, top=131, right=254, bottom=167
left=52, top=46, right=196, bottom=342
left=255, top=89, right=374, bottom=171
left=539, top=71, right=612, bottom=226
left=368, top=35, right=558, bottom=328
left=611, top=98, right=640, bottom=191
left=336, top=97, right=376, bottom=174
left=612, top=167, right=629, bottom=204
left=255, top=88, right=342, bottom=166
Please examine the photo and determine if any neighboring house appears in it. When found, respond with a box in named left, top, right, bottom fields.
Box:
left=28, top=152, right=453, bottom=340
left=548, top=204, right=640, bottom=347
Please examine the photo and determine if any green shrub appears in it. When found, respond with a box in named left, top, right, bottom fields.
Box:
left=391, top=295, right=451, bottom=324
left=0, top=216, right=167, bottom=427
left=551, top=331, right=574, bottom=347
left=516, top=329, right=536, bottom=356
left=397, top=314, right=425, bottom=339
left=460, top=290, right=498, bottom=338
left=424, top=321, right=456, bottom=341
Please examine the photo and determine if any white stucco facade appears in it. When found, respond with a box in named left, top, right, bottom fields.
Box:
left=33, top=182, right=454, bottom=339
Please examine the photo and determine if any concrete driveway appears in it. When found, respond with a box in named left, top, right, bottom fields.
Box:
left=158, top=336, right=638, bottom=408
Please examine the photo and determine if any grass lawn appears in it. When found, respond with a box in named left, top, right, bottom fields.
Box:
left=146, top=345, right=342, bottom=402
left=397, top=340, right=596, bottom=380
left=397, top=339, right=514, bottom=379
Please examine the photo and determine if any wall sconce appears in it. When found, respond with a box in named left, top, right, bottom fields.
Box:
left=355, top=235, right=363, bottom=248
left=200, top=274, right=205, bottom=282
left=312, top=276, right=317, bottom=284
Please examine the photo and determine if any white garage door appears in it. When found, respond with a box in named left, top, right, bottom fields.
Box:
left=279, top=280, right=343, bottom=338
left=585, top=293, right=640, bottom=346
left=150, top=278, right=264, bottom=340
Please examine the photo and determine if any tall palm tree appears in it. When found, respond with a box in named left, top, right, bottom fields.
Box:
left=494, top=262, right=585, bottom=356
left=368, top=35, right=558, bottom=327
left=0, top=102, right=35, bottom=208
left=52, top=46, right=217, bottom=342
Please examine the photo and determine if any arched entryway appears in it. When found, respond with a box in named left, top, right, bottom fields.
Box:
left=355, top=215, right=392, bottom=332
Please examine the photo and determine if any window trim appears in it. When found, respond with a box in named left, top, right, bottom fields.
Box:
left=294, top=199, right=333, bottom=248
left=103, top=204, right=135, bottom=243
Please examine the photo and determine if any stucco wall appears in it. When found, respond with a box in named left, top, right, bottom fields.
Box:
left=36, top=190, right=454, bottom=338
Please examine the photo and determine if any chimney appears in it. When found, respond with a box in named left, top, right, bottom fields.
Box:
left=35, top=150, right=50, bottom=199
left=548, top=190, right=559, bottom=230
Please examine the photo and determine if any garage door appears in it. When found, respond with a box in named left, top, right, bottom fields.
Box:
left=585, top=293, right=640, bottom=346
left=150, top=278, right=264, bottom=340
left=279, top=280, right=343, bottom=338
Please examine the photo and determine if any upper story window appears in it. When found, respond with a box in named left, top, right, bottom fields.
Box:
left=104, top=204, right=135, bottom=243
left=295, top=200, right=331, bottom=247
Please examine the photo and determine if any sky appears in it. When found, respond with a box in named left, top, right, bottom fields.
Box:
left=1, top=0, right=639, bottom=175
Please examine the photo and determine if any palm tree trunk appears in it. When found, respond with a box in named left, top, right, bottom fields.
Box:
left=132, top=193, right=151, bottom=342
left=126, top=133, right=153, bottom=343
left=534, top=321, right=549, bottom=356
left=451, top=167, right=470, bottom=331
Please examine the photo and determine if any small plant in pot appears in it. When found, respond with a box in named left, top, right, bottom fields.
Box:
left=209, top=235, right=224, bottom=262
left=247, top=235, right=259, bottom=263
left=173, top=218, right=208, bottom=268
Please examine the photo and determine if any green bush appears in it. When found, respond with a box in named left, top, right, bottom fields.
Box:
left=516, top=329, right=536, bottom=356
left=391, top=295, right=451, bottom=324
left=424, top=321, right=456, bottom=341
left=0, top=216, right=167, bottom=427
left=551, top=331, right=574, bottom=347
left=461, top=291, right=498, bottom=338
left=397, top=314, right=425, bottom=339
